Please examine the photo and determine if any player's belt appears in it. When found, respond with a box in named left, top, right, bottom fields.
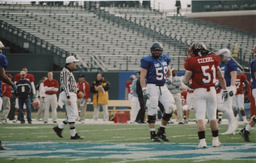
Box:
left=148, top=83, right=164, bottom=86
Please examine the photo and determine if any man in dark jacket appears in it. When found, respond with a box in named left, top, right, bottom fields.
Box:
left=14, top=71, right=34, bottom=124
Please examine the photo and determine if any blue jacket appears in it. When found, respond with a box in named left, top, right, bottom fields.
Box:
left=15, top=79, right=33, bottom=99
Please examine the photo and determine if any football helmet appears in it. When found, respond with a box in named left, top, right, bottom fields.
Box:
left=151, top=42, right=163, bottom=58
left=216, top=48, right=231, bottom=61
left=188, top=42, right=209, bottom=57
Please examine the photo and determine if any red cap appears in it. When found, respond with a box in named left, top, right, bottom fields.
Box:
left=6, top=73, right=13, bottom=78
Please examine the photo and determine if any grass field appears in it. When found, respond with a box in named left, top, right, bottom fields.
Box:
left=0, top=112, right=255, bottom=163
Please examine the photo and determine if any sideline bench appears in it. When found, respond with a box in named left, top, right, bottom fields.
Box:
left=107, top=100, right=131, bottom=121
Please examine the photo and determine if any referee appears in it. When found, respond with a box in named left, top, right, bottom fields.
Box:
left=53, top=56, right=83, bottom=139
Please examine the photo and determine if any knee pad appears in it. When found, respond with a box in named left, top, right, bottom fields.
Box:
left=162, top=113, right=172, bottom=121
left=147, top=115, right=156, bottom=123
left=69, top=122, right=75, bottom=129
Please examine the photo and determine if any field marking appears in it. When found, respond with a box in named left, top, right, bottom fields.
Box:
left=0, top=142, right=255, bottom=162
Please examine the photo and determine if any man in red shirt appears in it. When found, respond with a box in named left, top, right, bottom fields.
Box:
left=43, top=71, right=59, bottom=123
left=125, top=75, right=135, bottom=100
left=0, top=74, right=13, bottom=124
left=76, top=74, right=90, bottom=122
left=182, top=42, right=228, bottom=148
left=232, top=73, right=249, bottom=123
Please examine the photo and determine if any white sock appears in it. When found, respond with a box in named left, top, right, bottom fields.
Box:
left=149, top=128, right=155, bottom=132
left=70, top=129, right=77, bottom=137
left=160, top=124, right=166, bottom=128
left=245, top=124, right=251, bottom=132
left=58, top=122, right=65, bottom=129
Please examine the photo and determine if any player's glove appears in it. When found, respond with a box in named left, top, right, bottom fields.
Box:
left=142, top=87, right=150, bottom=100
left=222, top=90, right=229, bottom=102
left=165, top=76, right=172, bottom=85
left=228, top=86, right=237, bottom=97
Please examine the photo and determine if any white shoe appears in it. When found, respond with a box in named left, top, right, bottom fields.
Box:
left=212, top=137, right=221, bottom=147
left=221, top=123, right=237, bottom=135
left=198, top=139, right=207, bottom=148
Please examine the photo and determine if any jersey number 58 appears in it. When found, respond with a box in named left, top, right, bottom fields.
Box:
left=156, top=66, right=168, bottom=80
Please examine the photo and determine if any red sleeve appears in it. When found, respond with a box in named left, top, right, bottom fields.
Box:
left=43, top=80, right=47, bottom=87
left=125, top=81, right=129, bottom=89
left=14, top=74, right=20, bottom=82
left=28, top=74, right=35, bottom=82
left=242, top=73, right=247, bottom=82
left=184, top=58, right=191, bottom=71
left=1, top=83, right=6, bottom=95
left=85, top=81, right=90, bottom=99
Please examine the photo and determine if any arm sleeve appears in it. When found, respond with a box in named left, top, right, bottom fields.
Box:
left=85, top=82, right=90, bottom=99
left=52, top=80, right=59, bottom=92
left=184, top=58, right=192, bottom=71
left=31, top=82, right=36, bottom=95
left=60, top=70, right=70, bottom=98
left=40, top=83, right=46, bottom=97
left=90, top=81, right=97, bottom=93
left=140, top=57, right=149, bottom=69
left=131, top=80, right=136, bottom=92
left=103, top=81, right=110, bottom=91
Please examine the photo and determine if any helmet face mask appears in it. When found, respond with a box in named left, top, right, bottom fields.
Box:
left=189, top=42, right=209, bottom=57
left=151, top=43, right=163, bottom=58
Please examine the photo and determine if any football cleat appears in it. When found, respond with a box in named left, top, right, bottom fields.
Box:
left=157, top=128, right=169, bottom=142
left=221, top=123, right=237, bottom=135
left=239, top=128, right=250, bottom=142
left=212, top=137, right=221, bottom=147
left=70, top=134, right=83, bottom=140
left=53, top=126, right=63, bottom=138
left=151, top=136, right=161, bottom=142
left=198, top=139, right=207, bottom=148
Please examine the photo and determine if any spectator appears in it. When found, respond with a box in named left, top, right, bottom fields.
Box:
left=175, top=0, right=182, bottom=16
left=166, top=69, right=184, bottom=124
left=43, top=71, right=59, bottom=123
left=35, top=76, right=47, bottom=121
left=14, top=71, right=34, bottom=124
left=0, top=74, right=13, bottom=124
left=125, top=75, right=136, bottom=100
left=130, top=72, right=140, bottom=123
left=91, top=73, right=110, bottom=121
left=14, top=67, right=35, bottom=121
left=76, top=74, right=91, bottom=122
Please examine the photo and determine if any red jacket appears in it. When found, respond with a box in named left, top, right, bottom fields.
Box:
left=77, top=80, right=90, bottom=99
left=1, top=82, right=12, bottom=99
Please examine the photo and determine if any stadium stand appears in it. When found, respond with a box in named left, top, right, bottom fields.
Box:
left=0, top=4, right=255, bottom=71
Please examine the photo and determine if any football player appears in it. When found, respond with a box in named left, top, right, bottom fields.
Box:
left=239, top=45, right=256, bottom=142
left=216, top=48, right=238, bottom=135
left=232, top=72, right=249, bottom=123
left=182, top=42, right=228, bottom=148
left=140, top=42, right=175, bottom=142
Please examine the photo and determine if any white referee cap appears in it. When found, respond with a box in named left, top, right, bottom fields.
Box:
left=0, top=41, right=4, bottom=49
left=66, top=56, right=79, bottom=64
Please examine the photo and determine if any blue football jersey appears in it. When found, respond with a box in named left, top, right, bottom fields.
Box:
left=224, top=59, right=237, bottom=87
left=140, top=54, right=171, bottom=86
left=250, top=58, right=256, bottom=89
left=0, top=53, right=8, bottom=96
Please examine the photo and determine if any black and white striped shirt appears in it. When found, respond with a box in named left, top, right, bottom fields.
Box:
left=60, top=67, right=77, bottom=98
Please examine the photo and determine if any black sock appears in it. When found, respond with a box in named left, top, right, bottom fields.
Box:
left=212, top=130, right=218, bottom=137
left=198, top=131, right=205, bottom=140
left=150, top=131, right=156, bottom=136
left=159, top=127, right=165, bottom=133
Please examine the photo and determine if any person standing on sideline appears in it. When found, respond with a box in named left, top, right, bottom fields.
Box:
left=90, top=73, right=110, bottom=121
left=0, top=41, right=14, bottom=150
left=239, top=45, right=256, bottom=142
left=0, top=74, right=13, bottom=124
left=53, top=56, right=83, bottom=140
left=35, top=76, right=47, bottom=121
left=76, top=74, right=90, bottom=122
left=14, top=71, right=34, bottom=124
left=125, top=75, right=136, bottom=100
left=182, top=42, right=227, bottom=148
left=140, top=42, right=175, bottom=142
left=216, top=48, right=238, bottom=135
left=43, top=71, right=59, bottom=123
left=130, top=72, right=141, bottom=123
left=166, top=69, right=184, bottom=124
left=135, top=71, right=146, bottom=123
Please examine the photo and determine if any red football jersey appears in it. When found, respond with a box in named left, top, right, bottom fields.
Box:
left=77, top=80, right=90, bottom=99
left=2, top=82, right=12, bottom=99
left=235, top=73, right=247, bottom=95
left=14, top=73, right=34, bottom=82
left=184, top=54, right=220, bottom=89
left=125, top=80, right=133, bottom=94
left=181, top=91, right=187, bottom=105
left=43, top=79, right=59, bottom=95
